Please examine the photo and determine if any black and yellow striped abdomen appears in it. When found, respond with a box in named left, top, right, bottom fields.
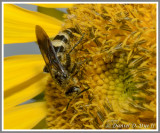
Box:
left=43, top=28, right=76, bottom=73
left=51, top=28, right=75, bottom=54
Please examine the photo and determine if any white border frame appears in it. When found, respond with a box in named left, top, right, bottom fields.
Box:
left=2, top=1, right=159, bottom=132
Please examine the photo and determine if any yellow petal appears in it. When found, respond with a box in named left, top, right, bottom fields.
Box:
left=4, top=102, right=47, bottom=129
left=4, top=55, right=49, bottom=110
left=4, top=55, right=45, bottom=91
left=31, top=3, right=74, bottom=8
left=4, top=72, right=48, bottom=110
left=4, top=4, right=62, bottom=44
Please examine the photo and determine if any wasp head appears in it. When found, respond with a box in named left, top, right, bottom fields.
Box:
left=65, top=86, right=81, bottom=98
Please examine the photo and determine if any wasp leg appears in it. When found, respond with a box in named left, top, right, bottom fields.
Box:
left=43, top=66, right=49, bottom=73
left=71, top=58, right=90, bottom=76
left=66, top=99, right=72, bottom=110
left=71, top=64, right=81, bottom=77
left=78, top=87, right=90, bottom=95
left=65, top=54, right=71, bottom=70
left=68, top=33, right=85, bottom=54
left=70, top=63, right=77, bottom=74
left=71, top=61, right=85, bottom=77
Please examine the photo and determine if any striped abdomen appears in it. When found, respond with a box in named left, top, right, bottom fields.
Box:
left=43, top=28, right=76, bottom=73
left=51, top=28, right=75, bottom=54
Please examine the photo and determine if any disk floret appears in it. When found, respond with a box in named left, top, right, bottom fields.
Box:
left=45, top=4, right=156, bottom=129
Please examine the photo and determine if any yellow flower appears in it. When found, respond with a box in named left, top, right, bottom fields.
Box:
left=4, top=3, right=157, bottom=130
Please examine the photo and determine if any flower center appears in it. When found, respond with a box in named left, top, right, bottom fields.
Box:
left=45, top=4, right=156, bottom=129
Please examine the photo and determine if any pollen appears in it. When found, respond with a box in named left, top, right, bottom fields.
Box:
left=45, top=4, right=156, bottom=129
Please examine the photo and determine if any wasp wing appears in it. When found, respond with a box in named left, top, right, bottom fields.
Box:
left=35, top=25, right=65, bottom=78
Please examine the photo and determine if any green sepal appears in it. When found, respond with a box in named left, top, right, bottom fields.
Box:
left=32, top=92, right=45, bottom=102
left=32, top=118, right=47, bottom=129
left=38, top=6, right=65, bottom=21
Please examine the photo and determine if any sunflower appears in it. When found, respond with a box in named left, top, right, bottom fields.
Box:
left=4, top=3, right=157, bottom=130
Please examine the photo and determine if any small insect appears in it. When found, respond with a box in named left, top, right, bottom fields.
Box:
left=35, top=25, right=88, bottom=109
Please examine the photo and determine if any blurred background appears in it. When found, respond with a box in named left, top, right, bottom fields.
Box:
left=4, top=4, right=67, bottom=57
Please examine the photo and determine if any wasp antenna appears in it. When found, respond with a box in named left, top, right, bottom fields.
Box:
left=66, top=99, right=72, bottom=110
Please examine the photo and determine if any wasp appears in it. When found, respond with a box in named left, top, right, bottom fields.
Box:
left=35, top=25, right=88, bottom=109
